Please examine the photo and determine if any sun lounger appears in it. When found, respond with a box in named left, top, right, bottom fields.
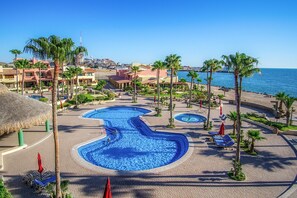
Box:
left=219, top=114, right=227, bottom=120
left=33, top=175, right=56, bottom=193
left=208, top=131, right=219, bottom=136
left=215, top=140, right=235, bottom=148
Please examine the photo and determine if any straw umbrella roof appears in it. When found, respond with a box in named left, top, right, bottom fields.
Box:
left=0, top=84, right=51, bottom=135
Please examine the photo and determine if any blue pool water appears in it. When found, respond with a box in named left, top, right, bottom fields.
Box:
left=175, top=113, right=206, bottom=123
left=78, top=106, right=189, bottom=171
left=29, top=95, right=44, bottom=100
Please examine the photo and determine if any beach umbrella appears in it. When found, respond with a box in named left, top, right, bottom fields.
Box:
left=154, top=95, right=156, bottom=103
left=219, top=122, right=225, bottom=136
left=200, top=100, right=202, bottom=108
left=37, top=152, right=44, bottom=174
left=219, top=104, right=223, bottom=116
left=0, top=83, right=51, bottom=135
left=103, top=177, right=112, bottom=198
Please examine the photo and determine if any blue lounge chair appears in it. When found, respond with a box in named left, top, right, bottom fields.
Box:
left=208, top=131, right=219, bottom=136
left=215, top=140, right=235, bottom=148
left=33, top=175, right=56, bottom=193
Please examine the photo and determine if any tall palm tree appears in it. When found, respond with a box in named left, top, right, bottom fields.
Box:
left=62, top=70, right=73, bottom=99
left=152, top=60, right=165, bottom=116
left=72, top=46, right=88, bottom=66
left=222, top=52, right=258, bottom=177
left=239, top=63, right=260, bottom=100
left=131, top=66, right=140, bottom=103
left=201, top=59, right=222, bottom=129
left=33, top=62, right=48, bottom=96
left=187, top=70, right=198, bottom=108
left=10, top=49, right=22, bottom=92
left=227, top=111, right=237, bottom=135
left=164, top=54, right=182, bottom=128
left=14, top=59, right=30, bottom=95
left=65, top=67, right=76, bottom=99
left=284, top=96, right=295, bottom=126
left=275, top=92, right=287, bottom=113
left=247, top=130, right=265, bottom=153
left=9, top=49, right=22, bottom=60
left=73, top=67, right=83, bottom=107
left=25, top=35, right=75, bottom=197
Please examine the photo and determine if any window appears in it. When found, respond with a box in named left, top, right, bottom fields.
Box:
left=26, top=72, right=34, bottom=77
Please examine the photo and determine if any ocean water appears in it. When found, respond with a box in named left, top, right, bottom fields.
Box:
left=178, top=68, right=297, bottom=97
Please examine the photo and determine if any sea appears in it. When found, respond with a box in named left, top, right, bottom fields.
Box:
left=177, top=68, right=297, bottom=98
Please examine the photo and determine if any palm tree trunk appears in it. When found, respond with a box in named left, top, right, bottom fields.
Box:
left=233, top=122, right=236, bottom=135
left=39, top=67, right=42, bottom=96
left=188, top=78, right=193, bottom=108
left=157, top=69, right=160, bottom=114
left=133, top=72, right=137, bottom=103
left=169, top=69, right=174, bottom=127
left=16, top=68, right=19, bottom=94
left=239, top=77, right=243, bottom=106
left=286, top=111, right=290, bottom=126
left=206, top=71, right=212, bottom=128
left=75, top=74, right=78, bottom=106
left=52, top=62, right=62, bottom=198
left=235, top=71, right=241, bottom=173
left=250, top=139, right=255, bottom=153
left=22, top=69, right=25, bottom=95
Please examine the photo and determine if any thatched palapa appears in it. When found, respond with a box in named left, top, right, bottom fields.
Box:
left=0, top=84, right=51, bottom=135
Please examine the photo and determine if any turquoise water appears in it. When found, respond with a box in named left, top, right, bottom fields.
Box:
left=178, top=68, right=297, bottom=97
left=175, top=113, right=206, bottom=123
left=78, top=106, right=189, bottom=171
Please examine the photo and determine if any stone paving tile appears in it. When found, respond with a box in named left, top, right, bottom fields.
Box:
left=0, top=93, right=297, bottom=198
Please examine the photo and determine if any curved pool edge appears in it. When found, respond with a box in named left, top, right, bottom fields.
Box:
left=174, top=112, right=206, bottom=124
left=71, top=105, right=194, bottom=175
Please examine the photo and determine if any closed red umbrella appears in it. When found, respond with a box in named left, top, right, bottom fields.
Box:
left=154, top=95, right=156, bottom=103
left=103, top=177, right=112, bottom=198
left=37, top=153, right=44, bottom=174
left=219, top=104, right=223, bottom=116
left=219, top=122, right=225, bottom=136
left=200, top=100, right=202, bottom=108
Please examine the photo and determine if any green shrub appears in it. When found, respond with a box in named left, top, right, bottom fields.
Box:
left=39, top=97, right=48, bottom=102
left=0, top=180, right=12, bottom=198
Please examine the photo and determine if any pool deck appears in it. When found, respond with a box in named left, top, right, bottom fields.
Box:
left=1, top=93, right=297, bottom=198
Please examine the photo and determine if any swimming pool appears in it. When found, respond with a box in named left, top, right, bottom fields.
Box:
left=175, top=113, right=206, bottom=123
left=78, top=106, right=189, bottom=171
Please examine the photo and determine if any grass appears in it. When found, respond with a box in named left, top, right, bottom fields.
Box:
left=244, top=113, right=297, bottom=131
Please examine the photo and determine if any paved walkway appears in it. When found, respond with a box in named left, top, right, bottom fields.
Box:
left=1, top=93, right=297, bottom=198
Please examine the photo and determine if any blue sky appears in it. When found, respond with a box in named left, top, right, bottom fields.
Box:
left=1, top=0, right=297, bottom=68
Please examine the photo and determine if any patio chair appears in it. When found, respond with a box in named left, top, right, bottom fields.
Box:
left=208, top=131, right=219, bottom=136
left=33, top=175, right=56, bottom=193
left=215, top=139, right=235, bottom=148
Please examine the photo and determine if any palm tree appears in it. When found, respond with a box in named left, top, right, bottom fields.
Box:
left=152, top=60, right=165, bottom=116
left=131, top=66, right=140, bottom=103
left=24, top=35, right=75, bottom=197
left=164, top=54, right=182, bottom=128
left=10, top=49, right=22, bottom=92
left=196, top=77, right=202, bottom=89
left=62, top=71, right=73, bottom=99
left=33, top=62, right=48, bottom=96
left=275, top=92, right=287, bottom=114
left=72, top=46, right=88, bottom=66
left=247, top=130, right=265, bottom=153
left=73, top=67, right=83, bottom=107
left=239, top=63, right=260, bottom=101
left=227, top=111, right=237, bottom=135
left=222, top=52, right=258, bottom=177
left=284, top=96, right=296, bottom=126
left=9, top=49, right=22, bottom=60
left=14, top=59, right=30, bottom=95
left=65, top=67, right=76, bottom=99
left=187, top=70, right=198, bottom=108
left=201, top=59, right=222, bottom=129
